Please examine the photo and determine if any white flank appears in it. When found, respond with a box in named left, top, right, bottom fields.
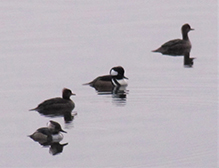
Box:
left=52, top=133, right=64, bottom=142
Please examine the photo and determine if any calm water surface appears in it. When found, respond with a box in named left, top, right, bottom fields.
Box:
left=0, top=0, right=217, bottom=167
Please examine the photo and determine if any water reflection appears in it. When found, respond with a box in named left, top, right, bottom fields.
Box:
left=111, top=89, right=127, bottom=106
left=154, top=52, right=195, bottom=68
left=91, top=85, right=128, bottom=106
left=49, top=142, right=68, bottom=155
left=91, top=84, right=114, bottom=93
left=34, top=141, right=68, bottom=156
left=29, top=121, right=68, bottom=155
left=37, top=111, right=77, bottom=123
left=184, top=53, right=195, bottom=67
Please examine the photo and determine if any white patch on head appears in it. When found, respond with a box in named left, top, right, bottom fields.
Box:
left=110, top=69, right=118, bottom=76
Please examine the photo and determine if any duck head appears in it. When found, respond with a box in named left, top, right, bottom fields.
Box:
left=62, top=88, right=76, bottom=100
left=110, top=66, right=128, bottom=80
left=47, top=120, right=67, bottom=134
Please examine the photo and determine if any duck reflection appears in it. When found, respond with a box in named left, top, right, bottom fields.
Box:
left=29, top=120, right=68, bottom=155
left=37, top=111, right=77, bottom=123
left=112, top=86, right=128, bottom=97
left=111, top=86, right=128, bottom=106
left=184, top=53, right=195, bottom=67
left=95, top=85, right=128, bottom=106
left=49, top=142, right=68, bottom=155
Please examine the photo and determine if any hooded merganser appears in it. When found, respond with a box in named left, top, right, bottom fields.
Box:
left=152, top=23, right=194, bottom=56
left=30, top=88, right=75, bottom=115
left=29, top=120, right=67, bottom=144
left=84, top=66, right=128, bottom=91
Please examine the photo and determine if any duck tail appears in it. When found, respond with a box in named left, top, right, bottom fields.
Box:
left=152, top=48, right=160, bottom=52
left=82, top=81, right=93, bottom=86
left=82, top=82, right=90, bottom=85
left=29, top=107, right=37, bottom=111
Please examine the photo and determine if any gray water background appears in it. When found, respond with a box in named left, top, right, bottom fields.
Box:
left=0, top=0, right=217, bottom=167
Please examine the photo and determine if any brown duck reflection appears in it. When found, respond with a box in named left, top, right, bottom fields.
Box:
left=184, top=53, right=195, bottom=67
left=37, top=110, right=77, bottom=123
left=49, top=142, right=68, bottom=155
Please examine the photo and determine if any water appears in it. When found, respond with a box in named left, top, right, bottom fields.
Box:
left=0, top=0, right=217, bottom=167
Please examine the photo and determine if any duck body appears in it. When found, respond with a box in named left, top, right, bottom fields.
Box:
left=84, top=66, right=128, bottom=92
left=152, top=23, right=194, bottom=56
left=30, top=88, right=75, bottom=115
left=153, top=38, right=191, bottom=56
left=30, top=127, right=54, bottom=143
left=32, top=97, right=75, bottom=114
left=88, top=75, right=113, bottom=88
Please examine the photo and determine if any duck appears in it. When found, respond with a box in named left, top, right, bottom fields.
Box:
left=84, top=66, right=128, bottom=92
left=29, top=120, right=67, bottom=145
left=152, top=23, right=194, bottom=56
left=30, top=88, right=75, bottom=115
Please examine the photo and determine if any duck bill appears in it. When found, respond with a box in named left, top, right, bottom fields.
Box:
left=61, top=129, right=67, bottom=133
left=71, top=93, right=76, bottom=96
left=190, top=28, right=194, bottom=31
left=124, top=76, right=128, bottom=79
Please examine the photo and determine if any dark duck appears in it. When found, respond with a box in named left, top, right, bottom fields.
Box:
left=29, top=120, right=67, bottom=145
left=30, top=88, right=75, bottom=115
left=152, top=23, right=194, bottom=56
left=84, top=66, right=128, bottom=92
